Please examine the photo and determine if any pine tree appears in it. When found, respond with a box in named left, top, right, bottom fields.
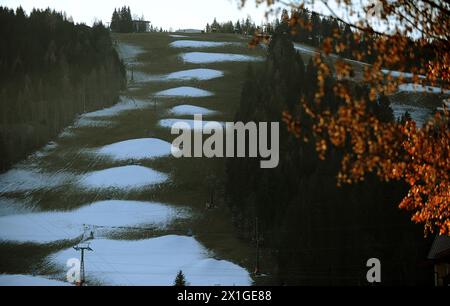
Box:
left=211, top=18, right=219, bottom=32
left=174, top=270, right=186, bottom=286
left=310, top=12, right=321, bottom=46
left=235, top=20, right=242, bottom=34
left=342, top=24, right=354, bottom=58
left=110, top=9, right=119, bottom=32
left=126, top=7, right=133, bottom=32
left=110, top=6, right=135, bottom=33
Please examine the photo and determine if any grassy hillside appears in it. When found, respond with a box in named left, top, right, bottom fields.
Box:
left=0, top=32, right=276, bottom=285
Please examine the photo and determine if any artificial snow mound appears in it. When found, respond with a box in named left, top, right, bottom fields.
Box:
left=165, top=68, right=223, bottom=81
left=159, top=118, right=224, bottom=130
left=155, top=86, right=213, bottom=97
left=81, top=97, right=149, bottom=118
left=48, top=235, right=252, bottom=286
left=169, top=105, right=216, bottom=116
left=95, top=138, right=173, bottom=161
left=398, top=83, right=450, bottom=94
left=131, top=69, right=224, bottom=82
left=170, top=40, right=238, bottom=48
left=0, top=168, right=74, bottom=193
left=0, top=200, right=186, bottom=244
left=382, top=69, right=425, bottom=79
left=180, top=52, right=263, bottom=64
left=0, top=274, right=71, bottom=286
left=169, top=34, right=189, bottom=38
left=79, top=165, right=168, bottom=190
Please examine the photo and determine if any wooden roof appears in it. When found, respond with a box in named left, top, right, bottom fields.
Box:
left=428, top=235, right=450, bottom=260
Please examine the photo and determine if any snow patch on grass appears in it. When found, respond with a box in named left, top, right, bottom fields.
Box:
left=391, top=103, right=431, bottom=128
left=0, top=274, right=71, bottom=286
left=56, top=98, right=149, bottom=132
left=293, top=43, right=319, bottom=55
left=170, top=40, right=239, bottom=48
left=94, top=138, right=174, bottom=161
left=74, top=117, right=114, bottom=128
left=169, top=105, right=216, bottom=116
left=165, top=68, right=224, bottom=81
left=382, top=69, right=426, bottom=79
left=116, top=43, right=145, bottom=64
left=159, top=118, right=224, bottom=130
left=0, top=200, right=187, bottom=244
left=30, top=141, right=58, bottom=158
left=180, top=52, right=263, bottom=64
left=155, top=86, right=213, bottom=97
left=293, top=42, right=430, bottom=80
left=0, top=168, right=74, bottom=193
left=127, top=69, right=224, bottom=83
left=58, top=128, right=75, bottom=138
left=81, top=97, right=149, bottom=118
left=48, top=236, right=252, bottom=286
left=398, top=83, right=450, bottom=94
left=78, top=165, right=168, bottom=191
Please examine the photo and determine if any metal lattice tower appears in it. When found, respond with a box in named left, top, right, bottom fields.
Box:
left=73, top=243, right=93, bottom=286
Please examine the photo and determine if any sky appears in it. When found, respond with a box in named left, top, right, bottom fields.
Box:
left=0, top=0, right=387, bottom=34
left=0, top=0, right=278, bottom=30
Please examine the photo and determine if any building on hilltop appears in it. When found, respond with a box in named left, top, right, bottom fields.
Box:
left=133, top=20, right=150, bottom=32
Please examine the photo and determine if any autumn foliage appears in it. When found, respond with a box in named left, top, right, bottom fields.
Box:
left=248, top=0, right=450, bottom=235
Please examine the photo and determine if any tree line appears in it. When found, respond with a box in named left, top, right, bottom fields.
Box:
left=208, top=8, right=435, bottom=73
left=276, top=8, right=435, bottom=71
left=110, top=6, right=134, bottom=33
left=205, top=17, right=275, bottom=35
left=0, top=7, right=126, bottom=172
left=225, top=25, right=433, bottom=285
left=110, top=6, right=164, bottom=33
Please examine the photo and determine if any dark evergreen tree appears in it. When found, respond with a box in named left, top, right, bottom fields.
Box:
left=310, top=12, right=321, bottom=46
left=211, top=18, right=219, bottom=32
left=110, top=6, right=134, bottom=33
left=0, top=7, right=126, bottom=171
left=235, top=20, right=242, bottom=34
left=400, top=110, right=412, bottom=124
left=110, top=8, right=119, bottom=32
left=225, top=32, right=432, bottom=285
left=375, top=94, right=395, bottom=123
left=174, top=270, right=186, bottom=286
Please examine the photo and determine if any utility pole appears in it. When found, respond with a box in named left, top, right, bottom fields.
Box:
left=73, top=243, right=93, bottom=286
left=130, top=65, right=134, bottom=82
left=254, top=217, right=261, bottom=275
left=82, top=81, right=86, bottom=113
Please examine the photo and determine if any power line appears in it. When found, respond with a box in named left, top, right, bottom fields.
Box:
left=89, top=249, right=132, bottom=286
